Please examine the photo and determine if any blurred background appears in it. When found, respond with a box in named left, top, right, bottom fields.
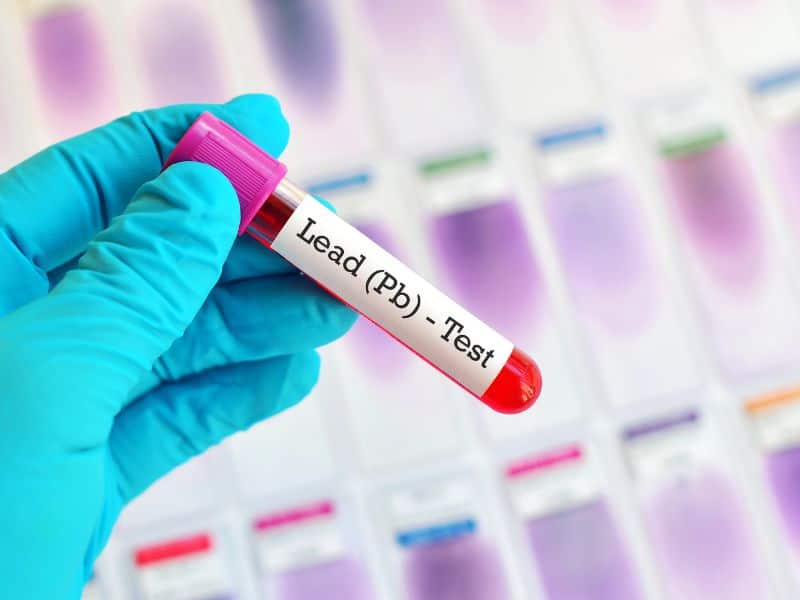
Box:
left=5, top=0, right=800, bottom=598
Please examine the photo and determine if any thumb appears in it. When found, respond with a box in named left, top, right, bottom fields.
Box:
left=0, top=162, right=239, bottom=434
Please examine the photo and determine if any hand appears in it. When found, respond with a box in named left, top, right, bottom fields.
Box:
left=0, top=94, right=356, bottom=598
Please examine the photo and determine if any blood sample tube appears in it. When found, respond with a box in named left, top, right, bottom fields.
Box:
left=165, top=113, right=541, bottom=414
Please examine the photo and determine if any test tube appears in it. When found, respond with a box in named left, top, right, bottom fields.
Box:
left=164, top=113, right=541, bottom=414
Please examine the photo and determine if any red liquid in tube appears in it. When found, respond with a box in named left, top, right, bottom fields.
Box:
left=166, top=113, right=541, bottom=414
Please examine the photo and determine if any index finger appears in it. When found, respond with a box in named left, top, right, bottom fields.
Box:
left=0, top=94, right=290, bottom=273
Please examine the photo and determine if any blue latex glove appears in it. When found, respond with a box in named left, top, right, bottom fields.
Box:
left=0, top=94, right=356, bottom=598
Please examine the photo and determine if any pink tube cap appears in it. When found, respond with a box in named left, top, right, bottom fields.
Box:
left=164, top=112, right=288, bottom=234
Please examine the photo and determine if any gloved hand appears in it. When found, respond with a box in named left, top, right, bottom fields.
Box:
left=0, top=94, right=356, bottom=598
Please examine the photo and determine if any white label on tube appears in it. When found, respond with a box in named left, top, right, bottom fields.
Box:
left=272, top=197, right=514, bottom=397
left=137, top=553, right=231, bottom=600
left=256, top=515, right=346, bottom=573
left=749, top=402, right=800, bottom=453
left=508, top=460, right=601, bottom=520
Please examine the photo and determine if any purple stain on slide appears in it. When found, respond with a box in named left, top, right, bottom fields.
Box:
left=138, top=1, right=225, bottom=105
left=403, top=535, right=510, bottom=600
left=526, top=500, right=644, bottom=600
left=251, top=0, right=339, bottom=109
left=545, top=177, right=655, bottom=333
left=764, top=446, right=800, bottom=550
left=643, top=467, right=771, bottom=599
left=662, top=143, right=765, bottom=292
left=269, top=557, right=374, bottom=600
left=429, top=199, right=544, bottom=340
left=28, top=7, right=113, bottom=137
left=345, top=222, right=410, bottom=378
